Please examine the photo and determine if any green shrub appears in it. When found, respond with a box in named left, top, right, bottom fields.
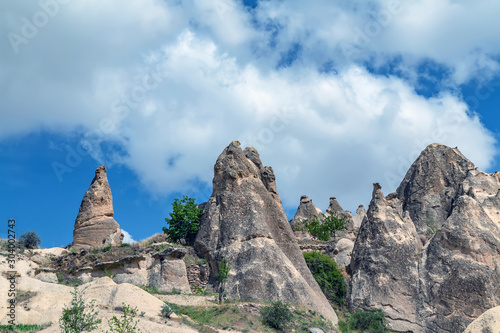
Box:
left=303, top=250, right=347, bottom=306
left=106, top=303, right=141, bottom=333
left=216, top=257, right=231, bottom=304
left=161, top=303, right=174, bottom=318
left=59, top=287, right=101, bottom=333
left=339, top=308, right=388, bottom=333
left=19, top=231, right=41, bottom=249
left=298, top=212, right=349, bottom=241
left=163, top=196, right=202, bottom=245
left=120, top=243, right=131, bottom=248
left=260, top=301, right=293, bottom=331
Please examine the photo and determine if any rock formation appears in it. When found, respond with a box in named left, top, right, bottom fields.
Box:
left=73, top=166, right=123, bottom=249
left=350, top=144, right=500, bottom=332
left=290, top=195, right=323, bottom=240
left=464, top=306, right=500, bottom=333
left=333, top=238, right=354, bottom=267
left=194, top=141, right=338, bottom=324
left=350, top=184, right=423, bottom=332
left=351, top=205, right=367, bottom=229
left=325, top=197, right=352, bottom=220
left=396, top=143, right=474, bottom=236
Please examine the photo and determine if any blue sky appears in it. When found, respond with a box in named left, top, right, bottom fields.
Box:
left=2, top=0, right=500, bottom=247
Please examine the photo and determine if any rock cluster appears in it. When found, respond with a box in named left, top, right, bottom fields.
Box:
left=195, top=141, right=338, bottom=324
left=349, top=144, right=500, bottom=332
left=73, top=166, right=123, bottom=249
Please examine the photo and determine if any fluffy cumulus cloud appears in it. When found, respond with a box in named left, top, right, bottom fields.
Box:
left=121, top=229, right=136, bottom=244
left=1, top=0, right=498, bottom=211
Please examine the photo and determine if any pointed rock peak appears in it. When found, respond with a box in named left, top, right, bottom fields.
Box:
left=397, top=144, right=476, bottom=235
left=73, top=165, right=123, bottom=249
left=291, top=195, right=323, bottom=225
left=196, top=143, right=338, bottom=324
left=326, top=197, right=344, bottom=213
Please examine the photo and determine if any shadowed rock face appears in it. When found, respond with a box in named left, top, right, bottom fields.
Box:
left=396, top=143, right=474, bottom=235
left=350, top=144, right=500, bottom=332
left=195, top=141, right=338, bottom=324
left=73, top=166, right=123, bottom=249
left=350, top=184, right=423, bottom=333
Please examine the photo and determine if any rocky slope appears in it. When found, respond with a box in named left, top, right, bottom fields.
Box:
left=350, top=143, right=500, bottom=332
left=73, top=165, right=123, bottom=249
left=194, top=141, right=338, bottom=324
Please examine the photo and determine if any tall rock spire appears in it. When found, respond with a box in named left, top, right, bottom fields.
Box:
left=73, top=165, right=123, bottom=249
left=195, top=141, right=338, bottom=324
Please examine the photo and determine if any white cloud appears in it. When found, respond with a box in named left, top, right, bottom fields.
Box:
left=121, top=229, right=136, bottom=244
left=0, top=0, right=498, bottom=214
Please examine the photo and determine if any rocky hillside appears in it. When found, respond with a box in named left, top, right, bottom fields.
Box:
left=349, top=143, right=500, bottom=332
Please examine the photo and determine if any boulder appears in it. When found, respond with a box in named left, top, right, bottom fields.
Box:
left=333, top=238, right=354, bottom=267
left=464, top=306, right=500, bottom=333
left=349, top=184, right=423, bottom=332
left=194, top=141, right=338, bottom=324
left=73, top=165, right=123, bottom=250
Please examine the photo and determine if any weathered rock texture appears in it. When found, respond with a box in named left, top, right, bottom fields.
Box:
left=464, top=305, right=500, bottom=333
left=351, top=205, right=367, bottom=229
left=396, top=143, right=474, bottom=236
left=73, top=166, right=123, bottom=249
left=194, top=141, right=338, bottom=324
left=350, top=184, right=423, bottom=332
left=75, top=248, right=192, bottom=294
left=350, top=144, right=500, bottom=332
left=290, top=195, right=323, bottom=240
left=326, top=197, right=352, bottom=220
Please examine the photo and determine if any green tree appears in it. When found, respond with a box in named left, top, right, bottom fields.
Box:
left=300, top=212, right=349, bottom=241
left=216, top=257, right=231, bottom=304
left=303, top=250, right=347, bottom=306
left=19, top=231, right=41, bottom=249
left=162, top=196, right=203, bottom=245
left=260, top=301, right=293, bottom=332
left=106, top=303, right=141, bottom=333
left=59, top=287, right=101, bottom=333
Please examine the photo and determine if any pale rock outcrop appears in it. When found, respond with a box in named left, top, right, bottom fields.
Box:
left=349, top=184, right=423, bottom=333
left=351, top=205, right=367, bottom=229
left=75, top=249, right=192, bottom=294
left=333, top=238, right=354, bottom=267
left=290, top=195, right=323, bottom=240
left=194, top=141, right=338, bottom=324
left=73, top=166, right=123, bottom=249
left=464, top=306, right=500, bottom=333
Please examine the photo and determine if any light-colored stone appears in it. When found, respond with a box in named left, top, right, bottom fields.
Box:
left=333, top=238, right=354, bottom=267
left=73, top=165, right=123, bottom=250
left=464, top=306, right=500, bottom=333
left=195, top=141, right=338, bottom=324
left=351, top=205, right=367, bottom=229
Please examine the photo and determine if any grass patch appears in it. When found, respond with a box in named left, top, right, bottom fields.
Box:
left=140, top=285, right=167, bottom=295
left=0, top=323, right=50, bottom=332
left=166, top=301, right=333, bottom=333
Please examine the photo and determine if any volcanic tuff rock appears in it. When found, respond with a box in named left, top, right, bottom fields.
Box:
left=351, top=205, right=367, bottom=229
left=194, top=141, right=338, bottom=324
left=290, top=195, right=323, bottom=240
left=73, top=166, right=123, bottom=249
left=325, top=197, right=352, bottom=219
left=349, top=184, right=423, bottom=332
left=464, top=306, right=500, bottom=333
left=350, top=144, right=500, bottom=332
left=396, top=143, right=474, bottom=236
